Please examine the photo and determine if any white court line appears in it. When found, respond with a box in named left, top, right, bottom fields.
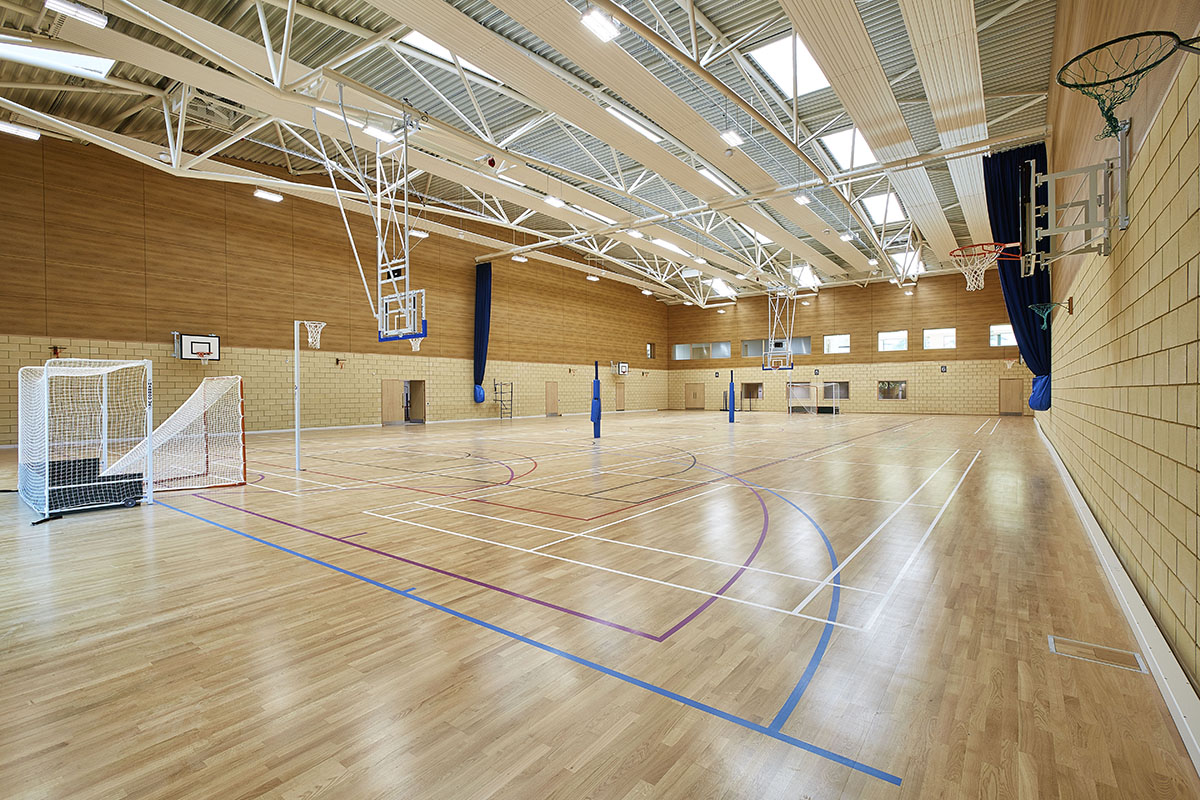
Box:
left=413, top=500, right=577, bottom=536
left=802, top=458, right=945, bottom=469
left=790, top=448, right=961, bottom=614
left=861, top=451, right=981, bottom=630
left=989, top=419, right=1001, bottom=435
left=362, top=509, right=867, bottom=629
left=973, top=418, right=991, bottom=435
left=600, top=469, right=943, bottom=508
left=582, top=484, right=729, bottom=534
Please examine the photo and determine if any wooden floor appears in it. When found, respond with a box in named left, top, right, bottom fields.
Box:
left=2, top=411, right=1197, bottom=799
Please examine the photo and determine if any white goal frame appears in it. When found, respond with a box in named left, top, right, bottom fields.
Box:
left=18, top=358, right=153, bottom=519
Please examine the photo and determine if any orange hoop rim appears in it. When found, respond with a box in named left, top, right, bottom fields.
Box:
left=949, top=242, right=1022, bottom=262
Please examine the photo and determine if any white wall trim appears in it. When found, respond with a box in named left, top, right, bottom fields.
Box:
left=1036, top=417, right=1200, bottom=774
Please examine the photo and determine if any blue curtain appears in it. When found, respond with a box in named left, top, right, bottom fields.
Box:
left=983, top=142, right=1052, bottom=410
left=473, top=263, right=492, bottom=403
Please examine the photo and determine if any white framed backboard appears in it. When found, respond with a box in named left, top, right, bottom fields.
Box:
left=175, top=332, right=221, bottom=361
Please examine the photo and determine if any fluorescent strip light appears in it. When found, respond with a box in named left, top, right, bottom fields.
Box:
left=694, top=257, right=707, bottom=265
left=543, top=195, right=565, bottom=208
left=793, top=192, right=811, bottom=205
left=641, top=289, right=653, bottom=295
left=801, top=300, right=810, bottom=306
left=683, top=301, right=693, bottom=306
left=571, top=204, right=616, bottom=225
left=0, top=119, right=40, bottom=140
left=720, top=129, right=743, bottom=147
left=651, top=238, right=687, bottom=256
left=735, top=273, right=746, bottom=280
left=45, top=0, right=107, bottom=28
left=409, top=229, right=429, bottom=238
left=512, top=254, right=528, bottom=262
left=680, top=268, right=701, bottom=279
left=605, top=106, right=662, bottom=143
left=698, top=167, right=738, bottom=195
left=717, top=309, right=726, bottom=313
left=495, top=173, right=525, bottom=187
left=904, top=290, right=913, bottom=295
left=624, top=229, right=644, bottom=239
left=0, top=41, right=114, bottom=78
left=0, top=31, right=32, bottom=42
left=839, top=231, right=855, bottom=242
left=586, top=274, right=600, bottom=281
left=362, top=123, right=397, bottom=143
left=253, top=188, right=283, bottom=202
left=867, top=258, right=879, bottom=266
left=581, top=7, right=620, bottom=42
left=315, top=106, right=363, bottom=128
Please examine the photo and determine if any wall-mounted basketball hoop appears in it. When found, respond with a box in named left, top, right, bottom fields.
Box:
left=1028, top=297, right=1074, bottom=330
left=1057, top=31, right=1199, bottom=140
left=949, top=242, right=1021, bottom=291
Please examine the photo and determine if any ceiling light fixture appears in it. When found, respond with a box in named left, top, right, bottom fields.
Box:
left=0, top=31, right=32, bottom=42
left=45, top=0, right=107, bottom=28
left=801, top=300, right=810, bottom=306
left=735, top=273, right=746, bottom=280
left=683, top=301, right=693, bottom=306
left=581, top=7, right=620, bottom=42
left=543, top=195, right=565, bottom=208
left=867, top=257, right=878, bottom=266
left=512, top=254, right=528, bottom=262
left=717, top=309, right=726, bottom=313
left=641, top=289, right=653, bottom=295
left=794, top=192, right=811, bottom=206
left=362, top=121, right=397, bottom=142
left=720, top=129, right=743, bottom=147
left=698, top=167, right=738, bottom=195
left=253, top=187, right=283, bottom=202
left=904, top=289, right=913, bottom=295
left=586, top=274, right=600, bottom=281
left=694, top=257, right=707, bottom=265
left=624, top=229, right=644, bottom=238
left=605, top=106, right=662, bottom=143
left=0, top=119, right=41, bottom=140
left=0, top=41, right=114, bottom=78
left=839, top=231, right=854, bottom=242
left=409, top=229, right=429, bottom=238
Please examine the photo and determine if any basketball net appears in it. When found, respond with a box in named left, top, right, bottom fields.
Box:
left=304, top=321, right=326, bottom=349
left=1003, top=358, right=1018, bottom=369
left=950, top=243, right=1004, bottom=291
left=197, top=352, right=211, bottom=366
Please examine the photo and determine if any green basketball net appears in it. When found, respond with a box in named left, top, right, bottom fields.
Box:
left=1028, top=301, right=1071, bottom=330
left=1057, top=31, right=1200, bottom=140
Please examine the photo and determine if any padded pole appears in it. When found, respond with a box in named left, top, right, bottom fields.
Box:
left=591, top=360, right=601, bottom=439
left=728, top=370, right=734, bottom=423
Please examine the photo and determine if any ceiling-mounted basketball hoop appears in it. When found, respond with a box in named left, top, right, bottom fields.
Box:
left=1057, top=30, right=1199, bottom=140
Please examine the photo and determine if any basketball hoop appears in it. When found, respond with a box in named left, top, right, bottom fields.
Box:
left=409, top=337, right=422, bottom=352
left=949, top=243, right=1018, bottom=291
left=1058, top=31, right=1200, bottom=139
left=1003, top=358, right=1018, bottom=370
left=303, top=320, right=326, bottom=349
left=197, top=352, right=212, bottom=366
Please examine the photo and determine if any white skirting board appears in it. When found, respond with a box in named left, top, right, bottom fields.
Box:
left=1036, top=418, right=1200, bottom=772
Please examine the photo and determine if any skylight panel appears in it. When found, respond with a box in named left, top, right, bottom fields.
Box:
left=0, top=41, right=114, bottom=79
left=737, top=222, right=772, bottom=245
left=652, top=238, right=688, bottom=257
left=862, top=192, right=905, bottom=224
left=890, top=250, right=926, bottom=279
left=401, top=31, right=501, bottom=84
left=605, top=106, right=662, bottom=143
left=746, top=36, right=830, bottom=99
left=698, top=167, right=738, bottom=195
left=820, top=128, right=876, bottom=170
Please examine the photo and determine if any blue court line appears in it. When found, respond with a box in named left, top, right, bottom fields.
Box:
left=157, top=500, right=901, bottom=786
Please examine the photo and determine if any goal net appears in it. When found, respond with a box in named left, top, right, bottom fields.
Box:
left=102, top=376, right=246, bottom=492
left=18, top=359, right=152, bottom=517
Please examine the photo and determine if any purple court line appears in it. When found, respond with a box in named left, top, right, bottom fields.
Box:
left=193, top=472, right=769, bottom=642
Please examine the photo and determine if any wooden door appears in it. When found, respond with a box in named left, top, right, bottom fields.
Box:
left=684, top=383, right=705, bottom=409
left=615, top=383, right=625, bottom=411
left=381, top=379, right=404, bottom=425
left=545, top=381, right=559, bottom=416
left=408, top=380, right=426, bottom=423
left=999, top=378, right=1024, bottom=415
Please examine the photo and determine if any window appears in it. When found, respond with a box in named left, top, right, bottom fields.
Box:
left=820, top=128, right=876, bottom=170
left=647, top=343, right=656, bottom=359
left=711, top=341, right=731, bottom=359
left=790, top=336, right=812, bottom=355
left=878, top=330, right=908, bottom=351
left=691, top=343, right=712, bottom=359
left=746, top=35, right=830, bottom=99
left=673, top=343, right=691, bottom=360
left=878, top=380, right=908, bottom=400
left=823, top=381, right=849, bottom=400
left=742, top=339, right=765, bottom=358
left=923, top=328, right=956, bottom=349
left=990, top=324, right=1017, bottom=347
left=824, top=334, right=850, bottom=354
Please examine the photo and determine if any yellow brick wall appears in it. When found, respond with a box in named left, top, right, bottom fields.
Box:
left=668, top=359, right=1033, bottom=415
left=1039, top=55, right=1200, bottom=684
left=0, top=335, right=668, bottom=445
